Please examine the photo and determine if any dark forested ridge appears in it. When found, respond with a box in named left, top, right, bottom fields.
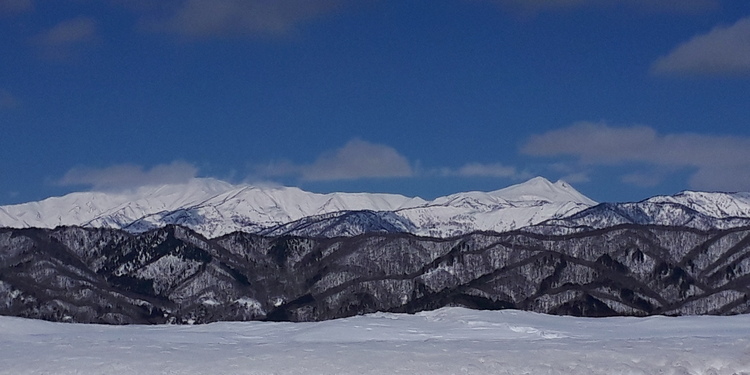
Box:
left=1, top=224, right=749, bottom=324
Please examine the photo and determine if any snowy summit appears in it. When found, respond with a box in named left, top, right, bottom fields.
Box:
left=0, top=177, right=596, bottom=238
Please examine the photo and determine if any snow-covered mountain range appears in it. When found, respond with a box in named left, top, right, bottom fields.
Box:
left=5, top=178, right=750, bottom=326
left=533, top=190, right=750, bottom=234
left=5, top=176, right=750, bottom=238
left=0, top=177, right=596, bottom=238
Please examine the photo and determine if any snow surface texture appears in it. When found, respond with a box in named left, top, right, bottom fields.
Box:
left=1, top=307, right=748, bottom=375
left=0, top=177, right=596, bottom=238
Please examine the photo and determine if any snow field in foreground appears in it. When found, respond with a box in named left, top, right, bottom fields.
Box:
left=1, top=307, right=749, bottom=375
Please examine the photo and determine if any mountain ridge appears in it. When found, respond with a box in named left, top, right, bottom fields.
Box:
left=5, top=178, right=750, bottom=324
left=8, top=177, right=750, bottom=239
left=531, top=190, right=750, bottom=235
left=0, top=177, right=595, bottom=238
left=3, top=223, right=750, bottom=324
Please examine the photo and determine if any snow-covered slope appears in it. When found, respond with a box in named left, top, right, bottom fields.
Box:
left=396, top=177, right=596, bottom=237
left=647, top=191, right=750, bottom=219
left=260, top=177, right=597, bottom=238
left=118, top=183, right=426, bottom=237
left=0, top=178, right=237, bottom=230
left=11, top=177, right=750, bottom=239
left=531, top=190, right=750, bottom=234
left=2, top=307, right=749, bottom=375
left=0, top=178, right=425, bottom=238
left=0, top=177, right=595, bottom=238
left=259, top=210, right=417, bottom=238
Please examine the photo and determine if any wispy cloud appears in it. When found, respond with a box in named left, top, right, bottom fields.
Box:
left=489, top=0, right=717, bottom=14
left=257, top=139, right=414, bottom=181
left=256, top=139, right=529, bottom=183
left=58, top=161, right=199, bottom=191
left=546, top=162, right=590, bottom=184
left=522, top=122, right=750, bottom=191
left=557, top=172, right=589, bottom=184
left=440, top=162, right=526, bottom=179
left=621, top=171, right=666, bottom=188
left=0, top=0, right=33, bottom=16
left=31, top=16, right=98, bottom=60
left=0, top=89, right=20, bottom=109
left=652, top=16, right=750, bottom=76
left=456, top=162, right=517, bottom=178
left=142, top=0, right=342, bottom=38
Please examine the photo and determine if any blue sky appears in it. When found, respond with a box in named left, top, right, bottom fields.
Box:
left=1, top=0, right=749, bottom=205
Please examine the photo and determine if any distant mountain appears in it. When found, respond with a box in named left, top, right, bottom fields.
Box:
left=395, top=177, right=595, bottom=237
left=2, top=224, right=749, bottom=324
left=10, top=176, right=750, bottom=240
left=0, top=178, right=238, bottom=230
left=0, top=177, right=596, bottom=238
left=114, top=183, right=425, bottom=237
left=259, top=210, right=416, bottom=238
left=533, top=191, right=750, bottom=234
left=263, top=177, right=597, bottom=238
left=6, top=179, right=750, bottom=324
left=647, top=191, right=750, bottom=219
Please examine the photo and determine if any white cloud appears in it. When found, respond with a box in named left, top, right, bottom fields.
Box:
left=522, top=122, right=750, bottom=192
left=621, top=172, right=663, bottom=188
left=544, top=162, right=590, bottom=184
left=31, top=16, right=98, bottom=60
left=58, top=161, right=199, bottom=191
left=440, top=162, right=522, bottom=178
left=627, top=0, right=717, bottom=13
left=303, top=139, right=414, bottom=181
left=257, top=140, right=529, bottom=183
left=257, top=139, right=414, bottom=182
left=490, top=0, right=717, bottom=14
left=0, top=0, right=32, bottom=15
left=559, top=172, right=589, bottom=184
left=144, top=0, right=342, bottom=38
left=522, top=122, right=660, bottom=164
left=652, top=16, right=750, bottom=76
left=33, top=16, right=97, bottom=45
left=689, top=165, right=750, bottom=192
left=457, top=163, right=517, bottom=178
left=0, top=89, right=20, bottom=109
left=494, top=0, right=587, bottom=12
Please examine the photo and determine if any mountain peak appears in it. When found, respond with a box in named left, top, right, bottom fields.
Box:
left=0, top=176, right=596, bottom=238
left=490, top=177, right=596, bottom=205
